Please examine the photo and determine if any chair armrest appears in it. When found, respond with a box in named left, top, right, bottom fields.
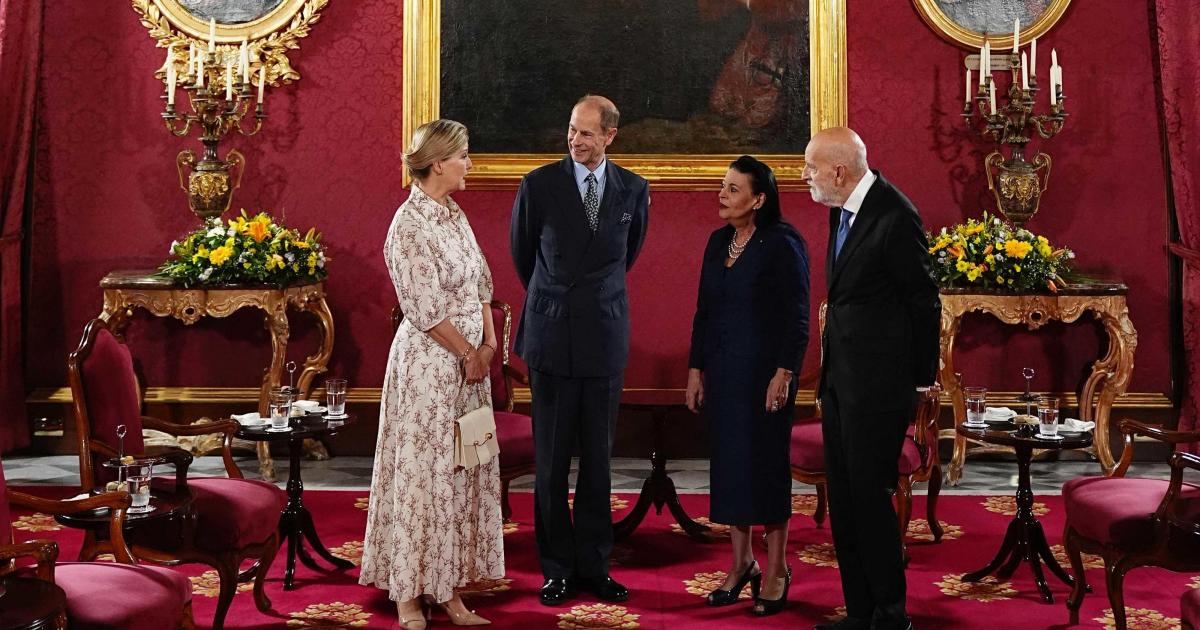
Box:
left=7, top=489, right=137, bottom=564
left=0, top=539, right=58, bottom=582
left=1114, top=420, right=1200, bottom=477
left=1154, top=451, right=1200, bottom=537
left=503, top=364, right=529, bottom=386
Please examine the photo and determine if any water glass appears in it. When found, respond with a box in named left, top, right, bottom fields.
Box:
left=269, top=389, right=292, bottom=430
left=1037, top=395, right=1061, bottom=437
left=124, top=461, right=153, bottom=514
left=964, top=387, right=987, bottom=426
left=326, top=378, right=347, bottom=417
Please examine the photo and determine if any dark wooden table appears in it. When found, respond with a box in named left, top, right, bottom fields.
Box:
left=0, top=576, right=67, bottom=629
left=54, top=482, right=193, bottom=533
left=957, top=422, right=1093, bottom=603
left=236, top=413, right=355, bottom=589
left=613, top=390, right=710, bottom=542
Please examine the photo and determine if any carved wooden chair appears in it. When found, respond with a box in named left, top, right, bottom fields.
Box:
left=391, top=300, right=536, bottom=520
left=1, top=453, right=195, bottom=629
left=1064, top=420, right=1200, bottom=630
left=789, top=302, right=946, bottom=551
left=68, top=317, right=286, bottom=630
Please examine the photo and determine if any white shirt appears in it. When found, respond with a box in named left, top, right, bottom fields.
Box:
left=573, top=158, right=607, bottom=204
left=840, top=170, right=877, bottom=229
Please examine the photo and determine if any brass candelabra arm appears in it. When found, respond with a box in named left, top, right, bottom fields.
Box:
left=235, top=104, right=267, bottom=136
left=161, top=106, right=195, bottom=137
left=1030, top=98, right=1068, bottom=139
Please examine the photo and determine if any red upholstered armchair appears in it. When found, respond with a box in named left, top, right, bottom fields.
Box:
left=68, top=317, right=286, bottom=630
left=789, top=303, right=946, bottom=550
left=391, top=300, right=536, bottom=520
left=1064, top=421, right=1200, bottom=630
left=1, top=454, right=195, bottom=629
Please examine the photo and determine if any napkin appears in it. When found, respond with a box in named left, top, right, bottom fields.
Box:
left=1060, top=417, right=1096, bottom=432
left=984, top=406, right=1017, bottom=422
left=232, top=412, right=263, bottom=425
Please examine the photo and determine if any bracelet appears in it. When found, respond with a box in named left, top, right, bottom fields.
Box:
left=481, top=342, right=496, bottom=352
left=458, top=346, right=474, bottom=363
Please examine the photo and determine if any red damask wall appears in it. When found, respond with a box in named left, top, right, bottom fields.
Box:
left=27, top=1, right=1171, bottom=401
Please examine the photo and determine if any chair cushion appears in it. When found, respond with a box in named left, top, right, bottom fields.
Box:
left=495, top=411, right=534, bottom=472
left=1183, top=586, right=1200, bottom=630
left=790, top=421, right=825, bottom=472
left=82, top=329, right=146, bottom=484
left=1063, top=476, right=1200, bottom=545
left=189, top=477, right=286, bottom=550
left=56, top=562, right=190, bottom=630
left=898, top=438, right=923, bottom=475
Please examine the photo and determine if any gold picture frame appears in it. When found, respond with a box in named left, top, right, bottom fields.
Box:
left=913, top=0, right=1072, bottom=50
left=132, top=0, right=331, bottom=85
left=403, top=0, right=847, bottom=191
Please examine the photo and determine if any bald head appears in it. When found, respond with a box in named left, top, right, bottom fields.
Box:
left=574, top=95, right=620, bottom=130
left=802, top=127, right=870, bottom=207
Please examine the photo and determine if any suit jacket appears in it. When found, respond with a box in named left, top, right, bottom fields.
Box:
left=510, top=156, right=650, bottom=377
left=818, top=170, right=941, bottom=414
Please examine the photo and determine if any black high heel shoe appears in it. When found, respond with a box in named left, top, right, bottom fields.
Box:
left=706, top=560, right=762, bottom=606
left=751, top=566, right=791, bottom=616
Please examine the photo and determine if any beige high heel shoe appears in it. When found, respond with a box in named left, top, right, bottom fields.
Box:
left=397, top=597, right=429, bottom=630
left=431, top=595, right=491, bottom=626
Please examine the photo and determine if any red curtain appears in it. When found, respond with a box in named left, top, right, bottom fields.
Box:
left=1155, top=3, right=1200, bottom=434
left=0, top=0, right=42, bottom=451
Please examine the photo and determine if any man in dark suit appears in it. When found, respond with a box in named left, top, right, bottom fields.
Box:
left=510, top=95, right=650, bottom=606
left=804, top=128, right=941, bottom=630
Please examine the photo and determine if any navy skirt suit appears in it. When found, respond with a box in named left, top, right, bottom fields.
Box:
left=688, top=222, right=810, bottom=525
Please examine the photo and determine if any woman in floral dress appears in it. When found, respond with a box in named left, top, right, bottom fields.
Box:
left=360, top=119, right=503, bottom=629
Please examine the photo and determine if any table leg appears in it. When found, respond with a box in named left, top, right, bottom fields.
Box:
left=278, top=438, right=352, bottom=590
left=613, top=406, right=709, bottom=542
left=939, top=310, right=966, bottom=485
left=295, top=293, right=335, bottom=399
left=1079, top=304, right=1137, bottom=475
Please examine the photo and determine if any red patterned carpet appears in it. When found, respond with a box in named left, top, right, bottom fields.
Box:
left=9, top=489, right=1194, bottom=629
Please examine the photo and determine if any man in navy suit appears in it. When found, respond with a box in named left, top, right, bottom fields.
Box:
left=510, top=95, right=650, bottom=606
left=805, top=128, right=940, bottom=630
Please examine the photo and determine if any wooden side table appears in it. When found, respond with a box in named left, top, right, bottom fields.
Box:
left=939, top=284, right=1137, bottom=483
left=0, top=576, right=67, bottom=629
left=98, top=270, right=335, bottom=480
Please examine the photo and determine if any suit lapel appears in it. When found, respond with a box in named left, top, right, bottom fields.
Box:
left=828, top=175, right=887, bottom=291
left=551, top=157, right=592, bottom=236
left=825, top=206, right=839, bottom=284
left=595, top=159, right=626, bottom=233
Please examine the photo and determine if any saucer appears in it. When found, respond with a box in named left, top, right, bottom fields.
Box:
left=1035, top=433, right=1064, bottom=440
left=266, top=426, right=293, bottom=433
left=962, top=421, right=988, bottom=429
left=323, top=413, right=348, bottom=420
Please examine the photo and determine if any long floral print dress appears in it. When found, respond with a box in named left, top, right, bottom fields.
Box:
left=359, top=183, right=504, bottom=603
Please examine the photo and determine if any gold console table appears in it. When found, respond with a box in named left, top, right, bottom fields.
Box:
left=98, top=270, right=335, bottom=480
left=939, top=283, right=1137, bottom=483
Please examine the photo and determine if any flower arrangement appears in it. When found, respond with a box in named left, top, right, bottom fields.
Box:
left=928, top=213, right=1074, bottom=292
left=157, top=210, right=328, bottom=287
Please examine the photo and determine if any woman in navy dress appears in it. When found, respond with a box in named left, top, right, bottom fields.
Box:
left=686, top=155, right=810, bottom=616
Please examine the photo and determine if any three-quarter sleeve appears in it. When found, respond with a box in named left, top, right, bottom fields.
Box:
left=774, top=229, right=811, bottom=373
left=477, top=248, right=494, bottom=303
left=390, top=220, right=448, bottom=332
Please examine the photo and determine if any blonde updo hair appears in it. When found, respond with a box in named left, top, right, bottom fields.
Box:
left=403, top=119, right=468, bottom=181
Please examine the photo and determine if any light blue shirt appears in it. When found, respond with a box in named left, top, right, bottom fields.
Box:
left=573, top=158, right=607, bottom=205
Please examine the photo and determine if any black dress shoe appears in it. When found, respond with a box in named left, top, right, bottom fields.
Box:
left=539, top=578, right=575, bottom=606
left=576, top=576, right=629, bottom=602
left=706, top=560, right=761, bottom=606
left=813, top=618, right=871, bottom=630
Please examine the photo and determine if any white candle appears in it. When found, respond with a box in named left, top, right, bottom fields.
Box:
left=240, top=39, right=249, bottom=83
left=1051, top=48, right=1058, bottom=68
left=989, top=81, right=997, bottom=115
left=1049, top=71, right=1058, bottom=106
left=258, top=65, right=266, bottom=101
left=965, top=67, right=972, bottom=103
left=225, top=58, right=233, bottom=100
left=1013, top=18, right=1020, bottom=52
left=166, top=60, right=176, bottom=105
left=1030, top=38, right=1037, bottom=77
left=1021, top=52, right=1028, bottom=90
left=187, top=43, right=195, bottom=75
left=208, top=18, right=215, bottom=53
left=196, top=62, right=204, bottom=88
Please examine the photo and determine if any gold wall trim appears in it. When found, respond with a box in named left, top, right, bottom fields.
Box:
left=401, top=0, right=847, bottom=191
left=28, top=387, right=1173, bottom=410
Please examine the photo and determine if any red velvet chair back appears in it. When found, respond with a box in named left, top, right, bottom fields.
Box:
left=69, top=319, right=145, bottom=488
left=0, top=453, right=10, bottom=548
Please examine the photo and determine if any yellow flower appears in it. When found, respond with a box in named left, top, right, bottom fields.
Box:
left=247, top=219, right=269, bottom=243
left=230, top=216, right=249, bottom=234
left=293, top=239, right=310, bottom=250
left=243, top=262, right=252, bottom=269
left=1014, top=264, right=1021, bottom=272
left=985, top=254, right=994, bottom=265
left=964, top=223, right=985, bottom=236
left=956, top=259, right=970, bottom=273
left=997, top=277, right=1005, bottom=284
left=291, top=263, right=300, bottom=272
left=1004, top=240, right=1032, bottom=259
left=966, top=267, right=982, bottom=282
left=208, top=245, right=234, bottom=266
left=192, top=246, right=210, bottom=263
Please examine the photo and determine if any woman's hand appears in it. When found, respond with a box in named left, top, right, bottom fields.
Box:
left=764, top=368, right=793, bottom=413
left=685, top=368, right=705, bottom=413
left=463, top=347, right=489, bottom=383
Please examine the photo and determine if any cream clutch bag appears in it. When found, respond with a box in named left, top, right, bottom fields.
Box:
left=454, top=387, right=499, bottom=469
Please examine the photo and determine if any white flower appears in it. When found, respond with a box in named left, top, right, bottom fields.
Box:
left=198, top=267, right=213, bottom=281
left=285, top=252, right=295, bottom=262
left=226, top=227, right=237, bottom=237
left=995, top=254, right=1005, bottom=261
left=206, top=226, right=225, bottom=238
left=1068, top=251, right=1076, bottom=259
left=168, top=240, right=179, bottom=254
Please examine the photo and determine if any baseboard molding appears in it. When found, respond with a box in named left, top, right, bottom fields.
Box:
left=27, top=386, right=1175, bottom=409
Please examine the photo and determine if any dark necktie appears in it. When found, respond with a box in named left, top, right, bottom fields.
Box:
left=834, top=207, right=853, bottom=261
left=584, top=173, right=599, bottom=231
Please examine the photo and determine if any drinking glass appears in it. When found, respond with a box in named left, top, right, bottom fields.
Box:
left=124, top=461, right=154, bottom=514
left=964, top=387, right=987, bottom=426
left=269, top=389, right=292, bottom=430
left=325, top=379, right=347, bottom=417
left=1037, top=395, right=1061, bottom=437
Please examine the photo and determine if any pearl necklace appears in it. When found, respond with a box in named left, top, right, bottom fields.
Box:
left=727, top=228, right=755, bottom=259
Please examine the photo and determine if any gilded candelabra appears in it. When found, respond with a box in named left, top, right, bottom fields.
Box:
left=962, top=38, right=1068, bottom=228
left=161, top=37, right=268, bottom=221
